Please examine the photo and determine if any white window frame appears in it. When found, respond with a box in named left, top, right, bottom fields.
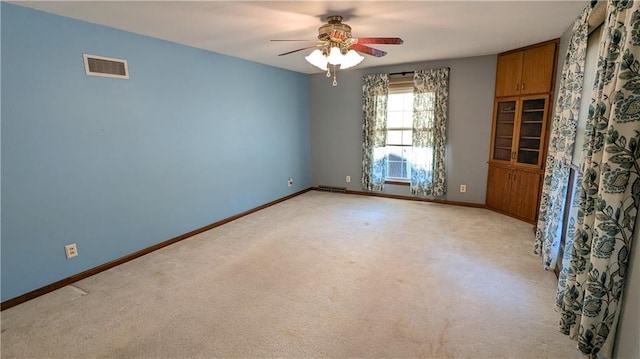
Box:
left=385, top=79, right=414, bottom=182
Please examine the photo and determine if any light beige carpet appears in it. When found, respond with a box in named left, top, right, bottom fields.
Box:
left=1, top=191, right=582, bottom=358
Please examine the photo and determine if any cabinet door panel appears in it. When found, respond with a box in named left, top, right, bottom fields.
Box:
left=515, top=95, right=549, bottom=168
left=491, top=99, right=518, bottom=163
left=521, top=43, right=556, bottom=95
left=509, top=170, right=541, bottom=221
left=486, top=166, right=512, bottom=212
left=495, top=51, right=523, bottom=97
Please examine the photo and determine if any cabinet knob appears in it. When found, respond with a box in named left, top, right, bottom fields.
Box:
left=515, top=83, right=519, bottom=91
left=521, top=83, right=525, bottom=91
left=507, top=172, right=511, bottom=180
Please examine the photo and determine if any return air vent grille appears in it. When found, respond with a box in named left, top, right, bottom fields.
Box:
left=83, top=54, right=129, bottom=79
left=317, top=185, right=347, bottom=193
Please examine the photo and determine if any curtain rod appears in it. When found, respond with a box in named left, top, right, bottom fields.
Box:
left=389, top=67, right=451, bottom=76
left=389, top=71, right=414, bottom=76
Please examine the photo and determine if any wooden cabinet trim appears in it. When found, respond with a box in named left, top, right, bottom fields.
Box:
left=487, top=161, right=544, bottom=174
left=497, top=38, right=560, bottom=58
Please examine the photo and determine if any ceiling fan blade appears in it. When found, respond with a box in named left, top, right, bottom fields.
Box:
left=270, top=39, right=317, bottom=42
left=354, top=37, right=404, bottom=45
left=349, top=44, right=387, bottom=57
left=278, top=45, right=320, bottom=56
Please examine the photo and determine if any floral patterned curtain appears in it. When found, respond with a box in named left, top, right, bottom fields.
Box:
left=410, top=68, right=449, bottom=196
left=557, top=1, right=640, bottom=357
left=361, top=73, right=389, bottom=191
left=534, top=4, right=594, bottom=270
left=555, top=166, right=583, bottom=313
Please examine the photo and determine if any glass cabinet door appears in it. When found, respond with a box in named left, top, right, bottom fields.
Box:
left=516, top=96, right=548, bottom=166
left=492, top=100, right=517, bottom=162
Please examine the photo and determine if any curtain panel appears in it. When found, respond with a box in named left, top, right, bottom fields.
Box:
left=555, top=166, right=583, bottom=315
left=361, top=73, right=389, bottom=191
left=411, top=68, right=449, bottom=196
left=534, top=3, right=594, bottom=270
left=557, top=1, right=640, bottom=357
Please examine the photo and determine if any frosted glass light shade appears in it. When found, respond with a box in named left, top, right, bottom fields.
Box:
left=327, top=47, right=344, bottom=65
left=340, top=50, right=364, bottom=69
left=305, top=49, right=328, bottom=70
left=306, top=47, right=364, bottom=75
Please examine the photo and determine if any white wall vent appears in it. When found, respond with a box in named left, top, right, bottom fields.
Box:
left=83, top=54, right=129, bottom=79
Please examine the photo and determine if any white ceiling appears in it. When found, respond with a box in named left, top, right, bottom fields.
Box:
left=13, top=1, right=588, bottom=74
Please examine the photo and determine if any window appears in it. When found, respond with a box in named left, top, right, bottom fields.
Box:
left=362, top=69, right=448, bottom=194
left=385, top=80, right=414, bottom=182
left=384, top=79, right=436, bottom=183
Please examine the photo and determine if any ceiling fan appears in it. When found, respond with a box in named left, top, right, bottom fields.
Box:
left=272, top=15, right=404, bottom=85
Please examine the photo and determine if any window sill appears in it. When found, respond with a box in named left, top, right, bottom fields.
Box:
left=385, top=180, right=410, bottom=186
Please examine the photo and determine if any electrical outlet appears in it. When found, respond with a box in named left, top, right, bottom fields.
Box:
left=460, top=184, right=467, bottom=193
left=64, top=243, right=78, bottom=259
left=287, top=178, right=293, bottom=187
left=346, top=175, right=351, bottom=183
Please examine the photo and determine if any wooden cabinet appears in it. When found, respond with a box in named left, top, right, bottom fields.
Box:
left=486, top=39, right=558, bottom=223
left=486, top=165, right=542, bottom=222
left=495, top=51, right=523, bottom=97
left=486, top=166, right=512, bottom=213
left=495, top=42, right=557, bottom=97
left=490, top=95, right=550, bottom=169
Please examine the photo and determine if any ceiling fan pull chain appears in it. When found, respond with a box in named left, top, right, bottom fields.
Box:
left=333, top=65, right=338, bottom=86
left=326, top=67, right=331, bottom=78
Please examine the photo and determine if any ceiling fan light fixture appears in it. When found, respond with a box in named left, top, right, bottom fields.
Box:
left=305, top=49, right=328, bottom=70
left=327, top=46, right=344, bottom=65
left=275, top=15, right=403, bottom=85
left=340, top=50, right=364, bottom=69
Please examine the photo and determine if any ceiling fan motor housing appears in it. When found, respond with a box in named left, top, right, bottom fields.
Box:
left=317, top=15, right=352, bottom=42
left=274, top=14, right=401, bottom=59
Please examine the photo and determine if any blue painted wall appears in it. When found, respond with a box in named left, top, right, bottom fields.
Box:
left=0, top=3, right=311, bottom=302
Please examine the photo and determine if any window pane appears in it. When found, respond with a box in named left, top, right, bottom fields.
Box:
left=387, top=160, right=407, bottom=178
left=387, top=111, right=403, bottom=128
left=387, top=145, right=402, bottom=156
left=403, top=93, right=414, bottom=110
left=387, top=146, right=403, bottom=160
left=402, top=130, right=413, bottom=145
left=387, top=130, right=402, bottom=145
left=388, top=94, right=404, bottom=109
left=402, top=111, right=413, bottom=128
left=385, top=88, right=414, bottom=181
left=386, top=146, right=410, bottom=179
left=388, top=161, right=407, bottom=178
